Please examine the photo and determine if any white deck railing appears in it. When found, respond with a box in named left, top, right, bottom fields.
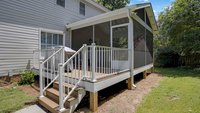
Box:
left=58, top=44, right=130, bottom=111
left=35, top=44, right=130, bottom=111
left=34, top=47, right=65, bottom=98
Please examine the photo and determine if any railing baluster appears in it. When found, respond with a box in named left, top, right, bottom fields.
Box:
left=39, top=60, right=43, bottom=97
left=98, top=47, right=100, bottom=73
left=90, top=47, right=92, bottom=79
left=104, top=48, right=105, bottom=74
left=47, top=61, right=49, bottom=85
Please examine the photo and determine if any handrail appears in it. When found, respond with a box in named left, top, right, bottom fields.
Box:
left=42, top=47, right=63, bottom=65
left=42, top=75, right=59, bottom=92
left=62, top=45, right=86, bottom=67
left=59, top=44, right=87, bottom=111
left=39, top=46, right=64, bottom=98
left=63, top=77, right=83, bottom=103
left=88, top=45, right=130, bottom=50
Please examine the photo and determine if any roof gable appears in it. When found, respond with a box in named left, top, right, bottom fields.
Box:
left=84, top=0, right=110, bottom=12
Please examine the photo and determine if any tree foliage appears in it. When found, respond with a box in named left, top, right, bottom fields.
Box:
left=155, top=0, right=200, bottom=67
left=96, top=0, right=130, bottom=10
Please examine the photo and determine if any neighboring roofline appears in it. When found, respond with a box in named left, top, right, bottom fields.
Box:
left=84, top=0, right=110, bottom=12
left=67, top=3, right=158, bottom=32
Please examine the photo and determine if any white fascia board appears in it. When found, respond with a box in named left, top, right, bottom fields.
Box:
left=67, top=8, right=129, bottom=30
left=145, top=7, right=158, bottom=32
left=133, top=63, right=153, bottom=75
left=84, top=0, right=110, bottom=12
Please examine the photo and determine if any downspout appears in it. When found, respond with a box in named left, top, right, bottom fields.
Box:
left=127, top=8, right=136, bottom=88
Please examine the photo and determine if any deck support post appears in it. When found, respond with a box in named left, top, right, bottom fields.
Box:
left=143, top=70, right=147, bottom=79
left=90, top=92, right=98, bottom=112
left=151, top=67, right=154, bottom=73
left=128, top=76, right=133, bottom=90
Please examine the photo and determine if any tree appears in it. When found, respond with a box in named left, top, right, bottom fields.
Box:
left=96, top=0, right=130, bottom=10
left=155, top=0, right=200, bottom=67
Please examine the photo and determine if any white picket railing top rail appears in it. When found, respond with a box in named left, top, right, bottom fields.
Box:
left=42, top=47, right=64, bottom=65
left=62, top=44, right=86, bottom=67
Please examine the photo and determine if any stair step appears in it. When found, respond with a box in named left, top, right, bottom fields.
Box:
left=53, top=81, right=84, bottom=90
left=46, top=88, right=78, bottom=108
left=53, top=82, right=84, bottom=96
left=39, top=96, right=59, bottom=113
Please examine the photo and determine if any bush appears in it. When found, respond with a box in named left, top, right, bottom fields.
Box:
left=155, top=46, right=180, bottom=67
left=19, top=70, right=36, bottom=85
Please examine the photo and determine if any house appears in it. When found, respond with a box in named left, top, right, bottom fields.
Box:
left=0, top=0, right=157, bottom=113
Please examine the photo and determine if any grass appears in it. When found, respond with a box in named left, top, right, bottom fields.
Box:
left=136, top=67, right=200, bottom=113
left=0, top=87, right=36, bottom=113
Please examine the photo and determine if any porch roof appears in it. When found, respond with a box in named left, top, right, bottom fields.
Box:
left=66, top=3, right=158, bottom=33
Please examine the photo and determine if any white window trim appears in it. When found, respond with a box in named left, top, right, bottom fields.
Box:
left=80, top=2, right=86, bottom=16
left=39, top=28, right=64, bottom=50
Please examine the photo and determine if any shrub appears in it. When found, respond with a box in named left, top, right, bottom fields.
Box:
left=19, top=70, right=36, bottom=85
left=155, top=46, right=180, bottom=67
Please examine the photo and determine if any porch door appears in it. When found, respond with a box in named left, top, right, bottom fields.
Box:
left=111, top=24, right=129, bottom=70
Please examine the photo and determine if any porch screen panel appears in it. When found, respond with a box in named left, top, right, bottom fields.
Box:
left=133, top=20, right=146, bottom=68
left=146, top=13, right=152, bottom=29
left=94, top=21, right=110, bottom=46
left=112, top=17, right=129, bottom=26
left=72, top=26, right=93, bottom=50
left=135, top=8, right=145, bottom=21
left=146, top=30, right=153, bottom=64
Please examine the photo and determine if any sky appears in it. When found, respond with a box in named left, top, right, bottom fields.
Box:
left=130, top=0, right=175, bottom=20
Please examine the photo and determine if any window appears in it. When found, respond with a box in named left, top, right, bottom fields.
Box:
left=41, top=32, right=63, bottom=49
left=80, top=2, right=85, bottom=16
left=57, top=0, right=65, bottom=7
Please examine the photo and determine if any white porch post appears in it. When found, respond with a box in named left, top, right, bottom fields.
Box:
left=127, top=9, right=135, bottom=89
left=82, top=44, right=87, bottom=79
left=91, top=43, right=96, bottom=82
left=59, top=63, right=64, bottom=111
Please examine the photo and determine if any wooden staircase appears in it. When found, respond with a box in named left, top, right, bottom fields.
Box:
left=39, top=81, right=86, bottom=113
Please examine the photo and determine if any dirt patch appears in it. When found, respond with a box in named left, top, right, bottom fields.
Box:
left=0, top=75, right=21, bottom=87
left=17, top=84, right=39, bottom=97
left=76, top=73, right=163, bottom=113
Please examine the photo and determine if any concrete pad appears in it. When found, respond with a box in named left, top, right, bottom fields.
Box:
left=15, top=104, right=47, bottom=113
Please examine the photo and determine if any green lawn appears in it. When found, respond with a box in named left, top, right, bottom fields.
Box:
left=136, top=67, right=200, bottom=113
left=0, top=87, right=36, bottom=113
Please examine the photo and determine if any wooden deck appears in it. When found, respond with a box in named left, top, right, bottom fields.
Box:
left=63, top=68, right=129, bottom=82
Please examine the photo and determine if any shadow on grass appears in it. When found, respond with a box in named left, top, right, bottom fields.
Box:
left=155, top=67, right=200, bottom=79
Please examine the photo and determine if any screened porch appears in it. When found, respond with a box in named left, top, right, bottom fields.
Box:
left=65, top=3, right=156, bottom=80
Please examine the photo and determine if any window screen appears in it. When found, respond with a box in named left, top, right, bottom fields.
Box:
left=41, top=32, right=63, bottom=49
left=57, top=0, right=65, bottom=7
left=80, top=2, right=85, bottom=16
